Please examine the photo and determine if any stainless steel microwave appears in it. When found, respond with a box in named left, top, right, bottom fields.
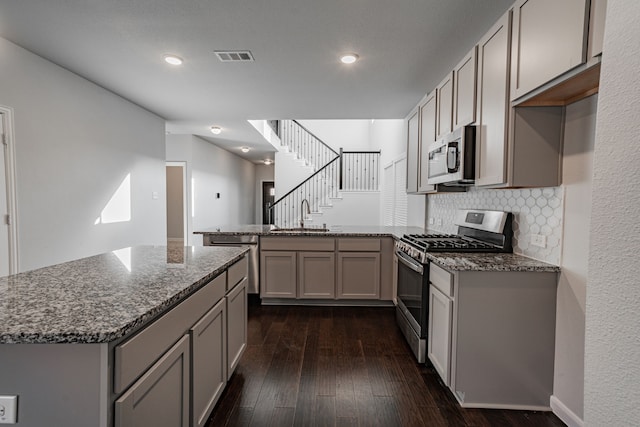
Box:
left=427, top=125, right=476, bottom=185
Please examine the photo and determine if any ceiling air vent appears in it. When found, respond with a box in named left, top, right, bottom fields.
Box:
left=215, top=50, right=255, bottom=62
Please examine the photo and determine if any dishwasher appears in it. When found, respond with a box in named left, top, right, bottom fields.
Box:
left=203, top=234, right=259, bottom=294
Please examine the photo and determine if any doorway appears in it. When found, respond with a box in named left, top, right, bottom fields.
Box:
left=166, top=162, right=187, bottom=245
left=0, top=107, right=18, bottom=275
left=262, top=181, right=275, bottom=225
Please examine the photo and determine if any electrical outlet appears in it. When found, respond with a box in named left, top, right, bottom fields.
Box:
left=436, top=218, right=443, bottom=226
left=0, top=395, right=17, bottom=424
left=530, top=234, right=547, bottom=248
left=429, top=217, right=434, bottom=225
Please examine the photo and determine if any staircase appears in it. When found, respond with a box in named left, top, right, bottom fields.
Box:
left=271, top=120, right=380, bottom=228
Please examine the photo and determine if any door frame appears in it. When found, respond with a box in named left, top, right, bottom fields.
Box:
left=166, top=161, right=188, bottom=244
left=0, top=105, right=19, bottom=274
left=261, top=180, right=275, bottom=225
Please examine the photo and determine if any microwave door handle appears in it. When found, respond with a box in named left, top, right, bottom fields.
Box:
left=447, top=143, right=458, bottom=173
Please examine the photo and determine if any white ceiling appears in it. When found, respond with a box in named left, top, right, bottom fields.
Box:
left=0, top=0, right=513, bottom=163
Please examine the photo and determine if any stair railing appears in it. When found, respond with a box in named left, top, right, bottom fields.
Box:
left=270, top=157, right=341, bottom=228
left=280, top=120, right=339, bottom=171
left=339, top=150, right=381, bottom=191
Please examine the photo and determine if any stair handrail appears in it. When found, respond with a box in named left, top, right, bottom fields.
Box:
left=270, top=156, right=340, bottom=209
left=290, top=120, right=339, bottom=156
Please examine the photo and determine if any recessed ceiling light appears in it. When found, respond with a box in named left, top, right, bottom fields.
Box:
left=340, top=53, right=359, bottom=64
left=241, top=146, right=250, bottom=153
left=264, top=159, right=273, bottom=165
left=210, top=126, right=222, bottom=134
left=163, top=54, right=183, bottom=65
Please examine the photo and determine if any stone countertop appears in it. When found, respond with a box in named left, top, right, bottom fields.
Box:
left=0, top=245, right=248, bottom=344
left=195, top=224, right=427, bottom=240
left=426, top=252, right=561, bottom=272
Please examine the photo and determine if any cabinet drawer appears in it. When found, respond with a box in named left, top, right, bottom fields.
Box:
left=227, top=255, right=248, bottom=290
left=261, top=237, right=335, bottom=251
left=337, top=238, right=381, bottom=252
left=430, top=263, right=453, bottom=297
left=114, top=273, right=226, bottom=394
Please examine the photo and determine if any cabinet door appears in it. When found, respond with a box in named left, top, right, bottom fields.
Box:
left=588, top=0, right=607, bottom=58
left=337, top=252, right=380, bottom=299
left=428, top=286, right=453, bottom=387
left=191, top=299, right=226, bottom=427
left=418, top=91, right=437, bottom=193
left=226, top=277, right=247, bottom=378
left=511, top=0, right=588, bottom=100
left=436, top=72, right=454, bottom=139
left=475, top=10, right=512, bottom=187
left=260, top=251, right=297, bottom=298
left=115, top=335, right=190, bottom=427
left=453, top=46, right=478, bottom=129
left=298, top=251, right=336, bottom=299
left=406, top=108, right=420, bottom=193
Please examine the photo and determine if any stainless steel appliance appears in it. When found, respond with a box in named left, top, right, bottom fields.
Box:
left=395, top=209, right=513, bottom=362
left=427, top=125, right=476, bottom=186
left=204, top=234, right=259, bottom=294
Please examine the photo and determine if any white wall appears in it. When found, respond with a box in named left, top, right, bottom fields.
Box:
left=585, top=1, right=640, bottom=425
left=372, top=119, right=426, bottom=228
left=166, top=134, right=256, bottom=243
left=0, top=37, right=166, bottom=272
left=552, top=95, right=597, bottom=425
left=254, top=164, right=274, bottom=224
left=297, top=119, right=372, bottom=151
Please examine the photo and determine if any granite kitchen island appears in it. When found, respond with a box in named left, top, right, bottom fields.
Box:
left=0, top=245, right=249, bottom=427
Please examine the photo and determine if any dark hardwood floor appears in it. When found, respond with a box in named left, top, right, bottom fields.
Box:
left=206, top=303, right=566, bottom=427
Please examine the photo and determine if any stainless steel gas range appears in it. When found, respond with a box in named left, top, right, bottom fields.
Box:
left=395, top=209, right=513, bottom=362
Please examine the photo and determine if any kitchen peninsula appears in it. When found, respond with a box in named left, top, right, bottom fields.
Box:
left=0, top=245, right=249, bottom=427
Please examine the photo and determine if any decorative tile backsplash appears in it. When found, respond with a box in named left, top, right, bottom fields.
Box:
left=427, top=187, right=564, bottom=265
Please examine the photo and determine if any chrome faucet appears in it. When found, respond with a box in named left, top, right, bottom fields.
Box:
left=300, top=198, right=311, bottom=228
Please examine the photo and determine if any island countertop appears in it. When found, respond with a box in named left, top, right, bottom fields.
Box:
left=0, top=245, right=248, bottom=344
left=195, top=224, right=427, bottom=240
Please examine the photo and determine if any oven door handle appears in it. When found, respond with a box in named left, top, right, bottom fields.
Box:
left=395, top=250, right=424, bottom=275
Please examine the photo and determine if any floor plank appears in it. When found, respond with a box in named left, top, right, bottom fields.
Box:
left=206, top=305, right=566, bottom=427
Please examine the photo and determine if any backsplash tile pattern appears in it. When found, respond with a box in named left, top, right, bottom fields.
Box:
left=427, top=187, right=564, bottom=265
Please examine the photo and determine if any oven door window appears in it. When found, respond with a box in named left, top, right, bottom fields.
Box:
left=397, top=258, right=428, bottom=337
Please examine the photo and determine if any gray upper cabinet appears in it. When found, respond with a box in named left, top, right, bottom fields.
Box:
left=453, top=46, right=478, bottom=129
left=436, top=72, right=454, bottom=139
left=406, top=108, right=420, bottom=193
left=510, top=0, right=589, bottom=101
left=588, top=0, right=607, bottom=59
left=418, top=90, right=437, bottom=193
left=475, top=10, right=512, bottom=187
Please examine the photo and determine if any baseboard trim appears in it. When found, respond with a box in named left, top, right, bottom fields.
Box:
left=550, top=395, right=584, bottom=427
left=260, top=298, right=394, bottom=307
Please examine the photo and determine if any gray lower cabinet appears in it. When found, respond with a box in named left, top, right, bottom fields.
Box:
left=226, top=276, right=248, bottom=379
left=115, top=254, right=249, bottom=427
left=115, top=335, right=190, bottom=427
left=191, top=299, right=226, bottom=427
left=299, top=252, right=336, bottom=298
left=428, top=262, right=558, bottom=409
left=260, top=250, right=297, bottom=298
left=337, top=252, right=380, bottom=299
left=428, top=284, right=453, bottom=386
